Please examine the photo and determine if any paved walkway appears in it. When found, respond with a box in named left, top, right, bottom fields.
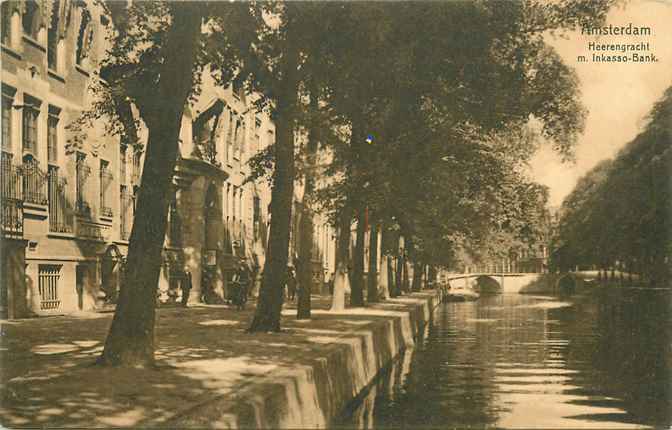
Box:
left=0, top=292, right=438, bottom=428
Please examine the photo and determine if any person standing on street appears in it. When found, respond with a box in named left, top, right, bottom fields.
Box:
left=181, top=271, right=192, bottom=307
left=286, top=266, right=297, bottom=302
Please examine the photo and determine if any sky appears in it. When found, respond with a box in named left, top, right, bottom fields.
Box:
left=529, top=0, right=672, bottom=207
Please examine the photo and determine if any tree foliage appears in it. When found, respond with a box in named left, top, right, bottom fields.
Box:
left=552, top=85, right=672, bottom=286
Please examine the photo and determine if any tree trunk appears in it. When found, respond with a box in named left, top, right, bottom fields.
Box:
left=411, top=261, right=422, bottom=292
left=395, top=253, right=403, bottom=296
left=387, top=256, right=396, bottom=298
left=248, top=51, right=299, bottom=332
left=378, top=227, right=391, bottom=299
left=367, top=224, right=379, bottom=303
left=296, top=206, right=313, bottom=319
left=402, top=257, right=410, bottom=293
left=331, top=210, right=352, bottom=311
left=99, top=6, right=203, bottom=367
left=350, top=206, right=366, bottom=307
left=379, top=254, right=390, bottom=300
left=296, top=87, right=320, bottom=320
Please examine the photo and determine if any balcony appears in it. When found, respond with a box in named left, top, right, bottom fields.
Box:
left=1, top=153, right=23, bottom=237
left=75, top=156, right=92, bottom=217
left=47, top=166, right=73, bottom=233
left=1, top=197, right=23, bottom=238
left=22, top=157, right=48, bottom=206
left=76, top=220, right=110, bottom=242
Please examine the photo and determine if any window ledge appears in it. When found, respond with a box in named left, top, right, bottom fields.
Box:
left=99, top=215, right=113, bottom=224
left=23, top=202, right=48, bottom=215
left=22, top=35, right=46, bottom=52
left=47, top=231, right=75, bottom=240
left=74, top=64, right=90, bottom=77
left=113, top=239, right=129, bottom=246
left=1, top=44, right=22, bottom=60
left=47, top=69, right=65, bottom=83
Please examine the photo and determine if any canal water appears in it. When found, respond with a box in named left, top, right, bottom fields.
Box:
left=336, top=288, right=671, bottom=429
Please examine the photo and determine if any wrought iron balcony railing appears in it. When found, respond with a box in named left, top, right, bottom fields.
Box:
left=22, top=157, right=48, bottom=206
left=1, top=152, right=23, bottom=237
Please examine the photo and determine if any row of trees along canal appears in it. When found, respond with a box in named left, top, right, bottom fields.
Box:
left=71, top=1, right=615, bottom=368
left=551, top=86, right=672, bottom=287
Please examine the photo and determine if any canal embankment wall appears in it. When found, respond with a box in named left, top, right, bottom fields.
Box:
left=168, top=291, right=442, bottom=428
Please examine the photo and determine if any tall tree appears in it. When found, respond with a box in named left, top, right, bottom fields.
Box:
left=295, top=86, right=321, bottom=319
left=98, top=2, right=205, bottom=367
left=245, top=3, right=341, bottom=331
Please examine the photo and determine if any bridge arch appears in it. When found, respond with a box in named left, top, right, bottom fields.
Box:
left=474, top=275, right=502, bottom=294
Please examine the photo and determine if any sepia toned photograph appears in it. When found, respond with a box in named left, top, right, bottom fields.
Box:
left=0, top=0, right=670, bottom=428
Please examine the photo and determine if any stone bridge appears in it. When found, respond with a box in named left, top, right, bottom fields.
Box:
left=444, top=272, right=599, bottom=295
left=445, top=273, right=543, bottom=294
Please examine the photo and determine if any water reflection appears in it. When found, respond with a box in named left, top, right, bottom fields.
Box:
left=337, top=289, right=671, bottom=429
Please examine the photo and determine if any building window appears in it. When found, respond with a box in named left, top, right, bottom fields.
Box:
left=131, top=150, right=141, bottom=184
left=253, top=196, right=260, bottom=240
left=120, top=184, right=132, bottom=240
left=192, top=100, right=224, bottom=166
left=38, top=264, right=62, bottom=311
left=21, top=0, right=40, bottom=40
left=47, top=0, right=61, bottom=70
left=75, top=6, right=92, bottom=66
left=47, top=108, right=60, bottom=164
left=238, top=188, right=243, bottom=225
left=235, top=118, right=245, bottom=160
left=22, top=96, right=40, bottom=155
left=119, top=146, right=127, bottom=185
left=224, top=184, right=231, bottom=252
left=1, top=91, right=13, bottom=152
left=168, top=194, right=181, bottom=247
left=99, top=160, right=113, bottom=217
left=75, top=152, right=91, bottom=215
left=254, top=118, right=261, bottom=154
left=232, top=186, right=237, bottom=223
left=1, top=2, right=11, bottom=46
left=225, top=110, right=235, bottom=163
left=48, top=165, right=72, bottom=233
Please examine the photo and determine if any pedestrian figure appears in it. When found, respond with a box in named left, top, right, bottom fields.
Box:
left=181, top=271, right=192, bottom=307
left=230, top=264, right=241, bottom=307
left=286, top=266, right=297, bottom=302
left=236, top=262, right=250, bottom=310
left=327, top=271, right=335, bottom=295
